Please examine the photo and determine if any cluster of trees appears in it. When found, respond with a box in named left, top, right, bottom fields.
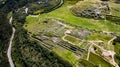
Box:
left=13, top=0, right=63, bottom=23
left=0, top=0, right=30, bottom=66
left=0, top=10, right=12, bottom=67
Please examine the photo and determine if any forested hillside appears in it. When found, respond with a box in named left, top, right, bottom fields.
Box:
left=0, top=10, right=12, bottom=67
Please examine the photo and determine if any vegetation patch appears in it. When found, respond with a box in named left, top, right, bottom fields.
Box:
left=79, top=59, right=95, bottom=67
left=89, top=52, right=113, bottom=67
left=87, top=33, right=114, bottom=50
left=64, top=35, right=82, bottom=45
left=53, top=46, right=80, bottom=67
left=87, top=33, right=113, bottom=41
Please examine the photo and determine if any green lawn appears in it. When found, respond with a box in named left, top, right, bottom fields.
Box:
left=25, top=1, right=120, bottom=34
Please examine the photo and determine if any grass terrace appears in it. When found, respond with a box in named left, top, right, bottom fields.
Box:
left=87, top=33, right=113, bottom=41
left=109, top=2, right=120, bottom=9
left=63, top=35, right=82, bottom=45
left=111, top=9, right=120, bottom=17
left=89, top=52, right=113, bottom=67
left=53, top=46, right=80, bottom=67
left=79, top=59, right=95, bottom=67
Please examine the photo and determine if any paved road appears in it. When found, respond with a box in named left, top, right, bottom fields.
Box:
left=7, top=17, right=15, bottom=67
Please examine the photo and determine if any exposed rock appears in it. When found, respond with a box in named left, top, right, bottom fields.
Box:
left=71, top=0, right=110, bottom=19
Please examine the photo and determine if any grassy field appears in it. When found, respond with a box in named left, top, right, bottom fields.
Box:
left=87, top=33, right=113, bottom=41
left=25, top=1, right=120, bottom=34
left=111, top=9, right=120, bottom=17
left=114, top=42, right=120, bottom=64
left=53, top=46, right=80, bottom=67
left=79, top=59, right=95, bottom=67
left=64, top=35, right=82, bottom=45
left=109, top=2, right=120, bottom=9
left=87, top=33, right=114, bottom=50
left=89, top=52, right=113, bottom=67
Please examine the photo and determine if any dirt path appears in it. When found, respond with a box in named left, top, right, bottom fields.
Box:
left=7, top=17, right=15, bottom=67
left=86, top=44, right=92, bottom=60
left=107, top=36, right=117, bottom=49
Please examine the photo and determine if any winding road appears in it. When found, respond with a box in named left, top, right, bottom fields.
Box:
left=7, top=17, right=15, bottom=67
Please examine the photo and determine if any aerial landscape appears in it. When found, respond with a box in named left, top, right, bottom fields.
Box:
left=0, top=0, right=120, bottom=67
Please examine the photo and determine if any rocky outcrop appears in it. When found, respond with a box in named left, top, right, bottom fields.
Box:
left=71, top=0, right=110, bottom=19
